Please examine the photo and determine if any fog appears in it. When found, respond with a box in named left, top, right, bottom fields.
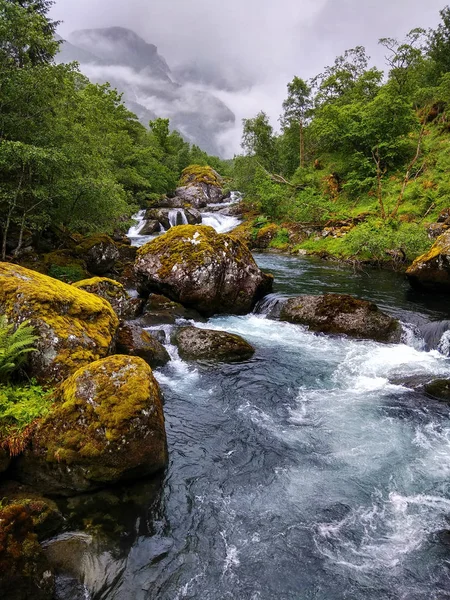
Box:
left=52, top=0, right=447, bottom=155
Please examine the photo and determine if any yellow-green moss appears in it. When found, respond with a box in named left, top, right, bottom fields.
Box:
left=406, top=231, right=450, bottom=273
left=0, top=263, right=119, bottom=382
left=74, top=234, right=116, bottom=254
left=179, top=165, right=223, bottom=187
left=38, top=355, right=161, bottom=464
left=73, top=277, right=125, bottom=298
left=136, top=225, right=249, bottom=280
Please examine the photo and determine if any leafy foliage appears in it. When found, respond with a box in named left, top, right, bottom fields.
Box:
left=0, top=316, right=37, bottom=381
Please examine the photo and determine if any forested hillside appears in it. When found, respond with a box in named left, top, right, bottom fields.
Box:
left=234, top=6, right=450, bottom=264
left=0, top=0, right=230, bottom=260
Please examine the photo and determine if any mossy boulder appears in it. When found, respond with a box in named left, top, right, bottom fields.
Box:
left=14, top=355, right=167, bottom=496
left=280, top=294, right=401, bottom=342
left=175, top=165, right=225, bottom=207
left=0, top=502, right=55, bottom=600
left=254, top=224, right=280, bottom=249
left=172, top=326, right=255, bottom=362
left=145, top=208, right=171, bottom=230
left=140, top=293, right=202, bottom=325
left=406, top=230, right=450, bottom=292
left=134, top=225, right=273, bottom=317
left=43, top=250, right=88, bottom=282
left=0, top=263, right=119, bottom=383
left=117, top=322, right=170, bottom=368
left=74, top=234, right=120, bottom=276
left=73, top=277, right=139, bottom=320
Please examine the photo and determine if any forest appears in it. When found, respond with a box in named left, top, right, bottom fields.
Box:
left=235, top=6, right=450, bottom=262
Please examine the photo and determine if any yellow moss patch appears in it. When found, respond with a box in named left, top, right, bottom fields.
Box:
left=406, top=231, right=450, bottom=273
left=179, top=164, right=223, bottom=187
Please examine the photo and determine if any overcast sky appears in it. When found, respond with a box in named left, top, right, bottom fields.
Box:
left=52, top=0, right=447, bottom=154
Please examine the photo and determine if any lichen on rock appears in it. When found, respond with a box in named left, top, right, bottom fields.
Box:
left=73, top=277, right=140, bottom=319
left=172, top=326, right=255, bottom=362
left=407, top=230, right=450, bottom=291
left=0, top=263, right=119, bottom=383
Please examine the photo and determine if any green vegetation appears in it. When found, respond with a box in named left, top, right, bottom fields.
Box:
left=0, top=0, right=229, bottom=259
left=0, top=316, right=37, bottom=381
left=234, top=6, right=450, bottom=264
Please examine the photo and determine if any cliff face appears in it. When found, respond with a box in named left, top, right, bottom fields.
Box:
left=57, top=27, right=235, bottom=156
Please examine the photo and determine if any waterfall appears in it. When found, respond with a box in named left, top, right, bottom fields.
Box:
left=168, top=209, right=188, bottom=228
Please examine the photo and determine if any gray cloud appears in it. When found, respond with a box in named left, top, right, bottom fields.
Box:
left=52, top=0, right=447, bottom=155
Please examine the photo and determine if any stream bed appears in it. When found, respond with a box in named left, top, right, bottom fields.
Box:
left=51, top=252, right=450, bottom=600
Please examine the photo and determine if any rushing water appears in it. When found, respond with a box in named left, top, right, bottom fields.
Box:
left=49, top=252, right=450, bottom=600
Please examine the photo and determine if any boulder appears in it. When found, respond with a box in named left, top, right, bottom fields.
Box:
left=134, top=225, right=273, bottom=317
left=178, top=165, right=225, bottom=205
left=0, top=503, right=55, bottom=600
left=74, top=235, right=120, bottom=276
left=117, top=322, right=170, bottom=368
left=140, top=293, right=202, bottom=325
left=280, top=294, right=401, bottom=343
left=73, top=277, right=139, bottom=320
left=184, top=207, right=202, bottom=225
left=139, top=220, right=160, bottom=236
left=14, top=355, right=168, bottom=496
left=173, top=326, right=255, bottom=362
left=0, top=263, right=119, bottom=383
left=407, top=230, right=450, bottom=291
left=145, top=208, right=171, bottom=230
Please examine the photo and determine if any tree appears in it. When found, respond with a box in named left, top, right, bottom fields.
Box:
left=427, top=6, right=450, bottom=79
left=379, top=28, right=426, bottom=95
left=241, top=111, right=278, bottom=172
left=280, top=77, right=312, bottom=168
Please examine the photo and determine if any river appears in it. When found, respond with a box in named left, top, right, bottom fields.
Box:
left=50, top=218, right=450, bottom=600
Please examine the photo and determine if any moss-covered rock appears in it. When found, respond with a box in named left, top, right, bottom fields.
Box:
left=0, top=482, right=64, bottom=541
left=172, top=326, right=255, bottom=362
left=179, top=165, right=224, bottom=188
left=73, top=277, right=139, bottom=320
left=117, top=322, right=170, bottom=368
left=14, top=355, right=167, bottom=496
left=74, top=234, right=120, bottom=276
left=175, top=165, right=225, bottom=207
left=254, top=224, right=280, bottom=249
left=407, top=230, right=450, bottom=291
left=0, top=502, right=55, bottom=600
left=134, top=225, right=273, bottom=317
left=0, top=263, right=119, bottom=383
left=280, top=294, right=401, bottom=342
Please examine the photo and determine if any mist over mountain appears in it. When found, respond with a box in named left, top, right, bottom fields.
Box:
left=57, top=27, right=236, bottom=157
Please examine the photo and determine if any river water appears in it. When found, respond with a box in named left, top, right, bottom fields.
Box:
left=50, top=226, right=450, bottom=599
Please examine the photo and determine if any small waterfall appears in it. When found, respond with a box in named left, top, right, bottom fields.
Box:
left=127, top=210, right=146, bottom=237
left=168, top=209, right=188, bottom=228
left=419, top=320, right=450, bottom=356
left=253, top=293, right=288, bottom=319
left=201, top=212, right=241, bottom=233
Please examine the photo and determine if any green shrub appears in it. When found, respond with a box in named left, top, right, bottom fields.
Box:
left=0, top=317, right=37, bottom=382
left=47, top=264, right=86, bottom=283
left=270, top=228, right=290, bottom=249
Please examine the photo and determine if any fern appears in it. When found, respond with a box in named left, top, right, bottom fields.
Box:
left=0, top=316, right=38, bottom=381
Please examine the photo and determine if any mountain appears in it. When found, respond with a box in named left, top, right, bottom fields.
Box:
left=56, top=27, right=235, bottom=156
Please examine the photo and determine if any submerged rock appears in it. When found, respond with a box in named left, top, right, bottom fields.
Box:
left=140, top=293, right=202, bottom=325
left=406, top=230, right=450, bottom=291
left=0, top=263, right=118, bottom=383
left=280, top=294, right=401, bottom=342
left=172, top=326, right=255, bottom=362
left=0, top=503, right=55, bottom=600
left=424, top=379, right=450, bottom=403
left=134, top=225, right=273, bottom=316
left=117, top=322, right=170, bottom=368
left=14, top=355, right=167, bottom=495
left=72, top=277, right=139, bottom=320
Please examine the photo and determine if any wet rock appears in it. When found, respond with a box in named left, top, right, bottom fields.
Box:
left=0, top=482, right=64, bottom=541
left=140, top=293, right=202, bottom=325
left=0, top=503, right=55, bottom=600
left=148, top=196, right=184, bottom=209
left=134, top=225, right=273, bottom=317
left=14, top=355, right=168, bottom=495
left=145, top=208, right=171, bottom=230
left=184, top=207, right=202, bottom=225
left=424, top=379, right=450, bottom=403
left=73, top=277, right=140, bottom=320
left=0, top=263, right=119, bottom=383
left=280, top=294, right=401, bottom=343
left=172, top=326, right=255, bottom=362
left=254, top=224, right=280, bottom=249
left=117, top=322, right=170, bottom=368
left=139, top=219, right=160, bottom=235
left=74, top=234, right=120, bottom=276
left=406, top=230, right=450, bottom=292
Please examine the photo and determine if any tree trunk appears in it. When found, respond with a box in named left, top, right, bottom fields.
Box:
left=299, top=120, right=305, bottom=169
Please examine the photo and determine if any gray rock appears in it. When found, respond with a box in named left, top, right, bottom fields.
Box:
left=280, top=294, right=401, bottom=343
left=139, top=220, right=160, bottom=235
left=116, top=322, right=170, bottom=368
left=184, top=208, right=202, bottom=225
left=172, top=326, right=255, bottom=362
